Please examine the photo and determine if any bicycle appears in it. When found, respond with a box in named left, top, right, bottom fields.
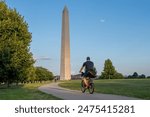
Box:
left=80, top=72, right=95, bottom=94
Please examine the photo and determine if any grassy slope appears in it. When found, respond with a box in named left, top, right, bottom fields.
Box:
left=59, top=79, right=150, bottom=99
left=0, top=82, right=61, bottom=100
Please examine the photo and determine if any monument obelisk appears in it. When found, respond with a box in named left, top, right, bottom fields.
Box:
left=60, top=6, right=71, bottom=80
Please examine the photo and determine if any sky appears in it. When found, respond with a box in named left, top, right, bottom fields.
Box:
left=5, top=0, right=150, bottom=76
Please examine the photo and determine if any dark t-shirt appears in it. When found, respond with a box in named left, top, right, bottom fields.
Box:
left=82, top=60, right=94, bottom=71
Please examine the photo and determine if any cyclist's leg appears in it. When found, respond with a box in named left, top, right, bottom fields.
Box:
left=83, top=71, right=89, bottom=88
left=83, top=77, right=87, bottom=87
left=87, top=77, right=90, bottom=87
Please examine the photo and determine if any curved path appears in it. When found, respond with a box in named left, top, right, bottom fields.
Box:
left=38, top=83, right=140, bottom=100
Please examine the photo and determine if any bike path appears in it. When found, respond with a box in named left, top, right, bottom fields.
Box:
left=38, top=82, right=140, bottom=100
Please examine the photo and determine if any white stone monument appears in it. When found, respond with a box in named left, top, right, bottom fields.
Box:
left=60, top=6, right=71, bottom=80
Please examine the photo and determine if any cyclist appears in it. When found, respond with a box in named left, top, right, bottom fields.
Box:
left=79, top=57, right=94, bottom=88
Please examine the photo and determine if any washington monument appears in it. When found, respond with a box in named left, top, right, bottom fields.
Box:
left=60, top=6, right=71, bottom=80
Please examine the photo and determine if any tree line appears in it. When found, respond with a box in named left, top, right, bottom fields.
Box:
left=126, top=72, right=149, bottom=79
left=99, top=59, right=149, bottom=79
left=0, top=1, right=53, bottom=87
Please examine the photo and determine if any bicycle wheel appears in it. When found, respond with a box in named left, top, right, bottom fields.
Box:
left=81, top=80, right=86, bottom=93
left=88, top=83, right=94, bottom=94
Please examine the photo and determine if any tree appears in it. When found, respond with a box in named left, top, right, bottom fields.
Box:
left=35, top=67, right=54, bottom=82
left=114, top=72, right=124, bottom=79
left=127, top=75, right=133, bottom=79
left=0, top=1, right=35, bottom=86
left=132, top=72, right=138, bottom=78
left=100, top=59, right=116, bottom=79
left=100, top=59, right=123, bottom=79
left=138, top=74, right=146, bottom=79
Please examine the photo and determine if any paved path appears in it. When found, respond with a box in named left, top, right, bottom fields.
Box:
left=38, top=83, right=140, bottom=100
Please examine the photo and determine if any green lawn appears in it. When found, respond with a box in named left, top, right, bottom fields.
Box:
left=59, top=79, right=150, bottom=99
left=0, top=82, right=61, bottom=100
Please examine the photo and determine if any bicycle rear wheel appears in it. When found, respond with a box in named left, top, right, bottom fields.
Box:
left=81, top=80, right=86, bottom=93
left=88, top=83, right=94, bottom=94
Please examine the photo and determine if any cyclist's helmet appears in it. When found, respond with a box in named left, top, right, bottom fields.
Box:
left=86, top=57, right=90, bottom=61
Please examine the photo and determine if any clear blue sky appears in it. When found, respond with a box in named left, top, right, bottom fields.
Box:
left=5, top=0, right=150, bottom=76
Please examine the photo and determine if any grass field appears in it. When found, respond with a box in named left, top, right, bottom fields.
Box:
left=0, top=82, right=61, bottom=100
left=59, top=79, right=150, bottom=99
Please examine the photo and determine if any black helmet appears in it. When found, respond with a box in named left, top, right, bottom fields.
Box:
left=86, top=57, right=90, bottom=61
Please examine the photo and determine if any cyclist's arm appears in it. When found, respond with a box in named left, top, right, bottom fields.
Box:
left=79, top=62, right=86, bottom=73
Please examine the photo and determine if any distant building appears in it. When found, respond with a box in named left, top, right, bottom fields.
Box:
left=71, top=74, right=82, bottom=80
